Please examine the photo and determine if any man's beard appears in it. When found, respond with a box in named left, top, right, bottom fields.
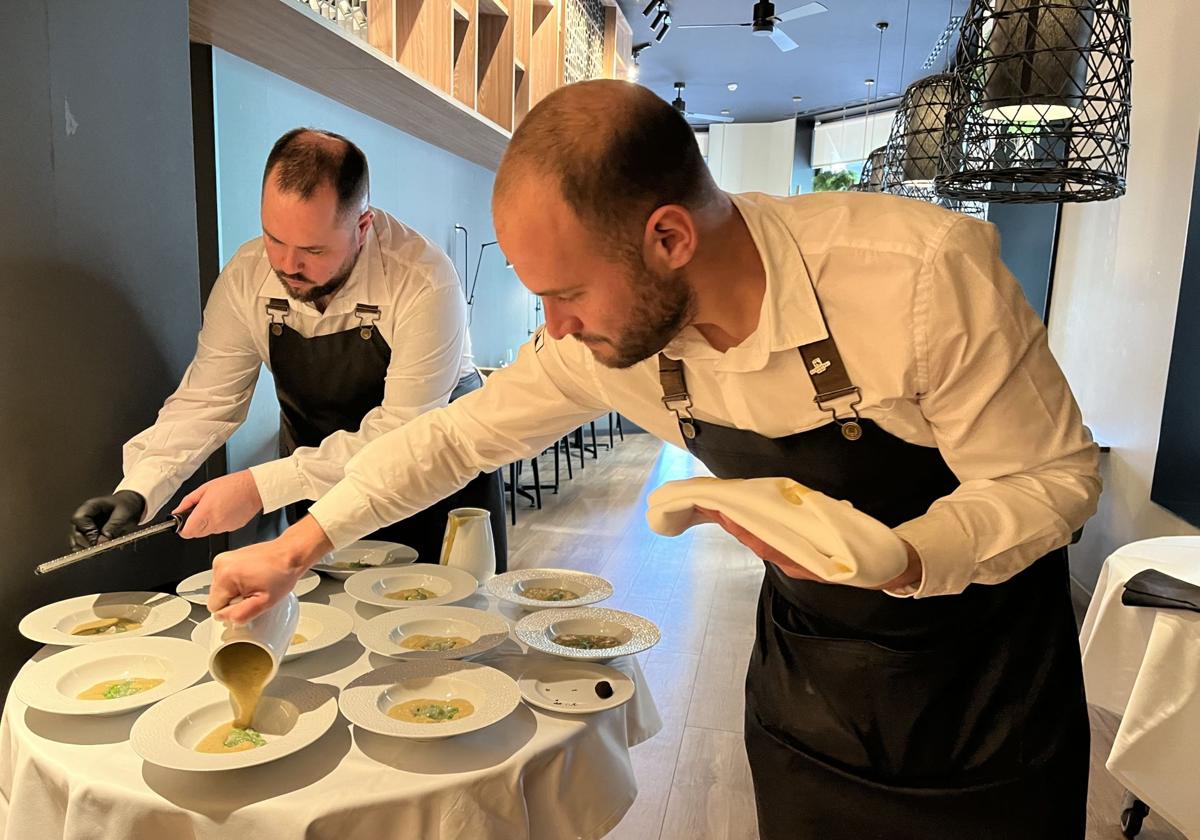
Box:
left=275, top=248, right=358, bottom=303
left=585, top=259, right=694, bottom=370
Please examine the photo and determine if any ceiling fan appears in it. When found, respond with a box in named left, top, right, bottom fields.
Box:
left=676, top=1, right=828, bottom=53
left=671, top=82, right=734, bottom=124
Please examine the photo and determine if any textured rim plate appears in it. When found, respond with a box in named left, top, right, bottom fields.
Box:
left=343, top=565, right=479, bottom=609
left=340, top=660, right=520, bottom=740
left=484, top=568, right=613, bottom=610
left=14, top=637, right=209, bottom=717
left=515, top=607, right=661, bottom=662
left=517, top=660, right=635, bottom=715
left=313, top=540, right=419, bottom=580
left=130, top=676, right=338, bottom=771
left=18, top=591, right=193, bottom=647
left=358, top=606, right=510, bottom=661
left=191, top=602, right=354, bottom=661
left=176, top=569, right=320, bottom=605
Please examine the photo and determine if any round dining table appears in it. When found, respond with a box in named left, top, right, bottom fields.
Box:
left=0, top=576, right=662, bottom=840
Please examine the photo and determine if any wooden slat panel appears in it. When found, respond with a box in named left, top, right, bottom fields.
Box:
left=189, top=0, right=510, bottom=170
left=529, top=1, right=558, bottom=107
left=512, top=0, right=531, bottom=69
left=452, top=0, right=478, bottom=108
left=477, top=11, right=515, bottom=130
left=396, top=0, right=453, bottom=95
left=368, top=0, right=396, bottom=57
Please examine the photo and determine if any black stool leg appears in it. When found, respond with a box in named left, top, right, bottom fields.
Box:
left=507, top=462, right=517, bottom=525
left=608, top=412, right=615, bottom=449
left=562, top=434, right=574, bottom=479
left=575, top=428, right=585, bottom=470
left=617, top=413, right=624, bottom=441
left=531, top=458, right=542, bottom=508
left=552, top=440, right=561, bottom=493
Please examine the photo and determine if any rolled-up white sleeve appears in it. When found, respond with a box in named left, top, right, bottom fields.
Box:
left=115, top=268, right=262, bottom=521
left=308, top=328, right=609, bottom=549
left=891, top=217, right=1101, bottom=597
left=250, top=258, right=468, bottom=513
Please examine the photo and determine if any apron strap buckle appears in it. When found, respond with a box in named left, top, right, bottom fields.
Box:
left=814, top=387, right=865, bottom=441
left=266, top=298, right=289, bottom=337
left=354, top=304, right=382, bottom=340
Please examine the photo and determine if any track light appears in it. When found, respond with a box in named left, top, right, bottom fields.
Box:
left=655, top=15, right=671, bottom=42
left=642, top=0, right=659, bottom=18
left=650, top=6, right=667, bottom=29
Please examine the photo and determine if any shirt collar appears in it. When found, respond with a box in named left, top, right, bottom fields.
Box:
left=255, top=209, right=386, bottom=317
left=662, top=192, right=828, bottom=372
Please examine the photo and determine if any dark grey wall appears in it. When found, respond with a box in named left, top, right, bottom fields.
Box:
left=0, top=2, right=213, bottom=691
left=987, top=203, right=1060, bottom=322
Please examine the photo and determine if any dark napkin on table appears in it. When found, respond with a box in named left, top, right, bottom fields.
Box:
left=1121, top=569, right=1200, bottom=613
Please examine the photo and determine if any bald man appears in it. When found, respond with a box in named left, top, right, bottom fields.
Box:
left=70, top=127, right=507, bottom=570
left=206, top=83, right=1098, bottom=839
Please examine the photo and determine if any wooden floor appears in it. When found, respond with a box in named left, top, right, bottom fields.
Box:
left=507, top=433, right=1186, bottom=840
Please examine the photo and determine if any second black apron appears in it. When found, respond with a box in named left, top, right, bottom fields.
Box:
left=265, top=298, right=507, bottom=571
left=656, top=324, right=1088, bottom=838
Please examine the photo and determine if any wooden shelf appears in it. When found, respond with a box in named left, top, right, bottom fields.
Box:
left=529, top=0, right=559, bottom=108
left=395, top=0, right=453, bottom=95
left=513, top=0, right=531, bottom=70
left=603, top=4, right=632, bottom=80
left=477, top=7, right=514, bottom=130
left=478, top=0, right=509, bottom=16
left=452, top=0, right=478, bottom=108
left=189, top=0, right=510, bottom=169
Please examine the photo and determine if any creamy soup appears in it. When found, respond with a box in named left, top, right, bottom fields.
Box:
left=386, top=587, right=437, bottom=602
left=290, top=634, right=308, bottom=646
left=553, top=633, right=622, bottom=650
left=213, top=642, right=273, bottom=728
left=387, top=698, right=475, bottom=723
left=195, top=722, right=266, bottom=754
left=522, top=587, right=579, bottom=602
left=77, top=677, right=164, bottom=701
left=333, top=560, right=369, bottom=570
left=400, top=634, right=471, bottom=652
left=71, top=617, right=143, bottom=636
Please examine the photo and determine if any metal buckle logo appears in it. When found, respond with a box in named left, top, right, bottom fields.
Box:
left=808, top=357, right=831, bottom=376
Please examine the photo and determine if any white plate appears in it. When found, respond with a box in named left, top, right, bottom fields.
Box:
left=340, top=660, right=520, bottom=740
left=515, top=607, right=660, bottom=662
left=313, top=540, right=419, bottom=580
left=176, top=569, right=320, bottom=606
left=191, top=602, right=354, bottom=661
left=357, top=606, right=510, bottom=661
left=343, top=565, right=478, bottom=610
left=130, top=676, right=338, bottom=771
left=18, top=591, right=193, bottom=647
left=14, top=637, right=209, bottom=717
left=484, top=568, right=613, bottom=610
left=517, top=660, right=635, bottom=715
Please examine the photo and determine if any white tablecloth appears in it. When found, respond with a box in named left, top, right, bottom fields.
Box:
left=1079, top=536, right=1200, bottom=837
left=0, top=578, right=662, bottom=840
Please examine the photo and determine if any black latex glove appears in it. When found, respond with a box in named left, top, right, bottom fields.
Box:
left=70, top=490, right=146, bottom=549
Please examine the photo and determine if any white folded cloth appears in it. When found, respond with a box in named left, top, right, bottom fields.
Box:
left=646, top=476, right=908, bottom=587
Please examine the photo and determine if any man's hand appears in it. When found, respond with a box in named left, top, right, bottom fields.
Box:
left=173, top=470, right=264, bottom=539
left=207, top=515, right=333, bottom=623
left=695, top=506, right=923, bottom=591
left=70, top=490, right=146, bottom=549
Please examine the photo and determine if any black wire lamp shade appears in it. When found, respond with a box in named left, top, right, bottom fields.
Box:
left=881, top=74, right=988, bottom=218
left=935, top=0, right=1132, bottom=204
left=856, top=145, right=888, bottom=192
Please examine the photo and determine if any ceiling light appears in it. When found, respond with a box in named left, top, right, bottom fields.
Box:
left=720, top=109, right=731, bottom=115
left=655, top=16, right=671, bottom=42
left=650, top=6, right=667, bottom=29
left=727, top=83, right=738, bottom=92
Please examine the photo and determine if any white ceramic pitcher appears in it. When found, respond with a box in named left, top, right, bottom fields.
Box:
left=440, top=507, right=496, bottom=584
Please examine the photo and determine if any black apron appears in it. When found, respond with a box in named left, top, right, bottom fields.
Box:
left=656, top=313, right=1088, bottom=838
left=265, top=298, right=507, bottom=571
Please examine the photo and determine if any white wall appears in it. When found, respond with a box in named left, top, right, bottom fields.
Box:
left=1048, top=0, right=1200, bottom=590
left=706, top=118, right=796, bottom=196
left=811, top=109, right=896, bottom=168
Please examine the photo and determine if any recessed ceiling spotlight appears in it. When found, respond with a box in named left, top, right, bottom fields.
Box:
left=721, top=109, right=731, bottom=115
left=727, top=83, right=738, bottom=92
left=792, top=95, right=803, bottom=104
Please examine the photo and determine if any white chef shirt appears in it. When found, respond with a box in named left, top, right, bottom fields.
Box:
left=308, top=191, right=1101, bottom=598
left=116, top=208, right=474, bottom=520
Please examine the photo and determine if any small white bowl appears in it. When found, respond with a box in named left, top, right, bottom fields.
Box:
left=130, top=676, right=338, bottom=771
left=515, top=607, right=660, bottom=662
left=192, top=602, right=354, bottom=661
left=357, top=606, right=510, bottom=661
left=484, top=569, right=613, bottom=611
left=18, top=591, right=193, bottom=647
left=343, top=565, right=478, bottom=610
left=14, top=637, right=209, bottom=717
left=176, top=569, right=320, bottom=606
left=313, top=540, right=419, bottom=580
left=339, top=660, right=520, bottom=740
